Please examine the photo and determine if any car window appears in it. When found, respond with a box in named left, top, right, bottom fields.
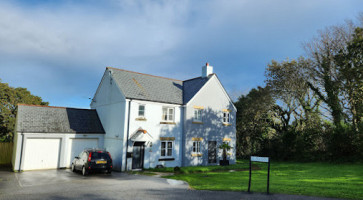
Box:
left=91, top=152, right=110, bottom=160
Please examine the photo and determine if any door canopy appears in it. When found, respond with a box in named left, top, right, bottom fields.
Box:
left=130, top=128, right=153, bottom=142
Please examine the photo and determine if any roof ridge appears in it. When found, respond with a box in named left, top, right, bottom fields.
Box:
left=106, top=67, right=183, bottom=82
left=183, top=76, right=203, bottom=82
left=18, top=104, right=95, bottom=111
left=183, top=73, right=215, bottom=82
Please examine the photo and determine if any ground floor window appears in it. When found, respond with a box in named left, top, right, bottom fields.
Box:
left=161, top=141, right=173, bottom=157
left=193, top=141, right=201, bottom=153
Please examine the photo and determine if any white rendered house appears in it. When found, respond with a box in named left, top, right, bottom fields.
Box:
left=12, top=63, right=236, bottom=171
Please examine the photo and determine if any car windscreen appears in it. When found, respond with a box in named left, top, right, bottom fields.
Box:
left=91, top=152, right=110, bottom=160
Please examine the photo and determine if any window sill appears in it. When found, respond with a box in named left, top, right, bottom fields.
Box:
left=223, top=123, right=232, bottom=126
left=191, top=153, right=203, bottom=157
left=158, top=158, right=175, bottom=161
left=135, top=117, right=147, bottom=121
left=160, top=122, right=176, bottom=125
left=192, top=121, right=203, bottom=124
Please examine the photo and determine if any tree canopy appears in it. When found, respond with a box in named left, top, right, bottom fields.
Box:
left=235, top=17, right=363, bottom=162
left=0, top=80, right=48, bottom=142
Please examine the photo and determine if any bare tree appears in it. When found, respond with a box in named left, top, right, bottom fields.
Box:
left=266, top=57, right=322, bottom=131
left=303, top=21, right=355, bottom=128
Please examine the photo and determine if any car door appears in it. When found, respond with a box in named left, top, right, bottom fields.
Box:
left=75, top=151, right=84, bottom=170
left=80, top=152, right=87, bottom=168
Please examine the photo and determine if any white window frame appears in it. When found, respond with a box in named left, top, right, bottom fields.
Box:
left=162, top=107, right=174, bottom=122
left=160, top=141, right=173, bottom=157
left=193, top=109, right=203, bottom=122
left=223, top=111, right=230, bottom=124
left=192, top=141, right=201, bottom=153
left=138, top=104, right=145, bottom=117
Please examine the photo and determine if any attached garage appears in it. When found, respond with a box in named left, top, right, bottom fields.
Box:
left=66, top=138, right=99, bottom=168
left=12, top=105, right=105, bottom=171
left=23, top=138, right=62, bottom=170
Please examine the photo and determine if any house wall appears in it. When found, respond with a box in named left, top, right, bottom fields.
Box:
left=90, top=69, right=235, bottom=170
left=125, top=100, right=183, bottom=170
left=12, top=132, right=104, bottom=171
left=12, top=131, right=21, bottom=171
left=90, top=70, right=127, bottom=171
left=183, top=75, right=237, bottom=166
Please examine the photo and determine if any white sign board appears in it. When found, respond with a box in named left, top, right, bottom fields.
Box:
left=251, top=156, right=269, bottom=163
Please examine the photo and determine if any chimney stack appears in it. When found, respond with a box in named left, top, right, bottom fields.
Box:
left=202, top=62, right=213, bottom=78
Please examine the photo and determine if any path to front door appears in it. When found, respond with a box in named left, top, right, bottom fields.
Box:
left=132, top=142, right=145, bottom=169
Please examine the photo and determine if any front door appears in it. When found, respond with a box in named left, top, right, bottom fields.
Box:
left=132, top=142, right=145, bottom=169
left=208, top=141, right=217, bottom=164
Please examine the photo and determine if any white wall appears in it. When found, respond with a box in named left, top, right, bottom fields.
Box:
left=183, top=75, right=237, bottom=166
left=91, top=70, right=127, bottom=171
left=12, top=132, right=22, bottom=171
left=125, top=99, right=183, bottom=170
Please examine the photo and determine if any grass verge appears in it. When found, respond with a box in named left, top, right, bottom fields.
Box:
left=149, top=160, right=363, bottom=200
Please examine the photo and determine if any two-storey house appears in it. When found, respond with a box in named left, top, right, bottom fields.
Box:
left=12, top=63, right=236, bottom=172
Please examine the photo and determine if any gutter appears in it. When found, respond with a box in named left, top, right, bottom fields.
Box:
left=123, top=97, right=183, bottom=106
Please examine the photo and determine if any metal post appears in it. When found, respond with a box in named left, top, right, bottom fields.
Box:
left=248, top=157, right=251, bottom=193
left=267, top=159, right=270, bottom=194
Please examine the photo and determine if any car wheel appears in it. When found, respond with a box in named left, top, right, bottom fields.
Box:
left=82, top=166, right=88, bottom=176
left=71, top=164, right=76, bottom=172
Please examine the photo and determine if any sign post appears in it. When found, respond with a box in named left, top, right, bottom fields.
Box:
left=248, top=157, right=252, bottom=192
left=247, top=156, right=270, bottom=194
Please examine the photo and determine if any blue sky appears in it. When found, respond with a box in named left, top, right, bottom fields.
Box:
left=0, top=0, right=362, bottom=108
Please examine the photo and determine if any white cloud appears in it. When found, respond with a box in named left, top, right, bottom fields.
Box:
left=0, top=0, right=362, bottom=108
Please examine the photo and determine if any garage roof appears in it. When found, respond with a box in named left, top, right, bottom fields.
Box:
left=16, top=105, right=105, bottom=134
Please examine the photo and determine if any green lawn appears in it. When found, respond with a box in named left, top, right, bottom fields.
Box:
left=149, top=160, right=363, bottom=200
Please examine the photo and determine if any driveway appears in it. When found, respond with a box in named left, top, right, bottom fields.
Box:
left=0, top=169, right=340, bottom=200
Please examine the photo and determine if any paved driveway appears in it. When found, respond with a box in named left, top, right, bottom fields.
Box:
left=0, top=169, right=340, bottom=200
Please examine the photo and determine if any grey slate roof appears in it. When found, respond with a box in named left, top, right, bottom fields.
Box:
left=109, top=67, right=184, bottom=104
left=107, top=67, right=211, bottom=105
left=17, top=105, right=105, bottom=134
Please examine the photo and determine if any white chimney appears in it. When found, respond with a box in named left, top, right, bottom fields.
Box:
left=202, top=62, right=213, bottom=78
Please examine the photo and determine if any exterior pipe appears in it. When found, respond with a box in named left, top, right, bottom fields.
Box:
left=125, top=99, right=132, bottom=171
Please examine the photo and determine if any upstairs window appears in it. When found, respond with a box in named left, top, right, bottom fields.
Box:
left=162, top=107, right=174, bottom=122
left=194, top=109, right=203, bottom=122
left=223, top=111, right=230, bottom=124
left=138, top=105, right=145, bottom=117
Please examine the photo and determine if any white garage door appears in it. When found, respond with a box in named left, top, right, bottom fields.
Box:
left=23, top=138, right=61, bottom=170
left=66, top=138, right=99, bottom=167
